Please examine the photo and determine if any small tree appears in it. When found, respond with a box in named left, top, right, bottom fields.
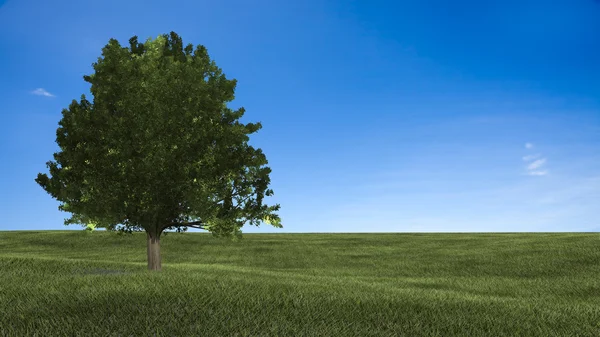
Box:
left=36, top=32, right=282, bottom=271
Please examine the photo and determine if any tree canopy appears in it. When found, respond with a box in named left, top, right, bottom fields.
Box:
left=35, top=32, right=282, bottom=270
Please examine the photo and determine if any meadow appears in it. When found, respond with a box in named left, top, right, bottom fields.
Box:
left=0, top=230, right=598, bottom=336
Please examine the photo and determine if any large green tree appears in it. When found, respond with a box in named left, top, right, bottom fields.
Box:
left=36, top=32, right=282, bottom=271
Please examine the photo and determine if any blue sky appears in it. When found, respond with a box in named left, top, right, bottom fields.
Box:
left=1, top=0, right=599, bottom=233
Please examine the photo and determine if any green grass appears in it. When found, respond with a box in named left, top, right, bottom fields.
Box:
left=1, top=231, right=599, bottom=336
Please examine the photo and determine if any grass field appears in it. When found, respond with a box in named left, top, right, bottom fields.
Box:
left=0, top=230, right=599, bottom=336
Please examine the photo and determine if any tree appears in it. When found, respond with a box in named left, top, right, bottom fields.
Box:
left=35, top=32, right=282, bottom=271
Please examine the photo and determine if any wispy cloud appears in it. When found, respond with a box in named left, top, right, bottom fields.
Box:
left=31, top=88, right=55, bottom=97
left=527, top=158, right=546, bottom=170
left=522, top=145, right=548, bottom=176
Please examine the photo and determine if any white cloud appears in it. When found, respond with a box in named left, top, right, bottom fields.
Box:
left=527, top=158, right=547, bottom=170
left=523, top=154, right=541, bottom=161
left=522, top=145, right=548, bottom=176
left=31, top=88, right=55, bottom=97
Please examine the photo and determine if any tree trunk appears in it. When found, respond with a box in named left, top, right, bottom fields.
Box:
left=147, top=231, right=162, bottom=271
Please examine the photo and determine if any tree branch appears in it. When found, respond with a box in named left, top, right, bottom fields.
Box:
left=187, top=224, right=207, bottom=230
left=162, top=220, right=209, bottom=231
left=234, top=194, right=252, bottom=208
